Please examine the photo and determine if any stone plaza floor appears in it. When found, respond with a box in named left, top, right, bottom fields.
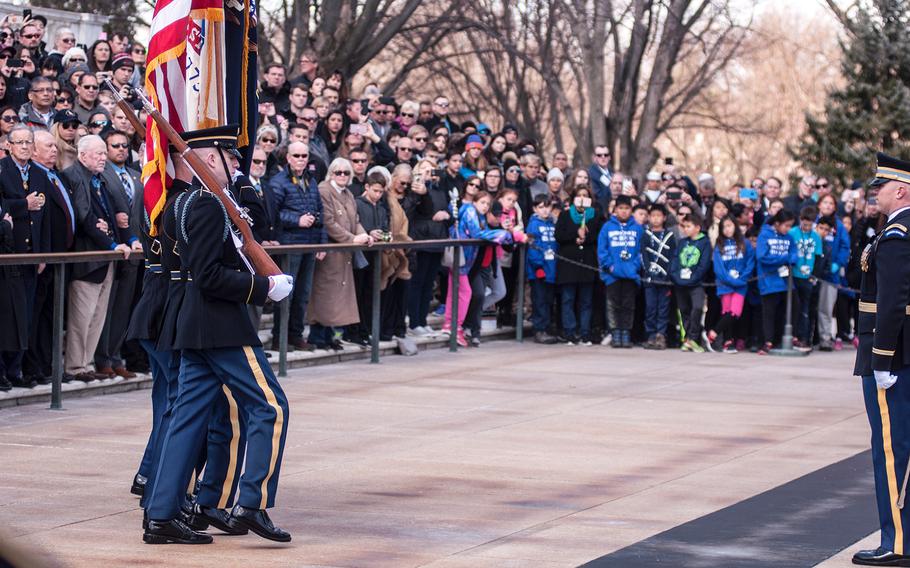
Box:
left=0, top=342, right=875, bottom=567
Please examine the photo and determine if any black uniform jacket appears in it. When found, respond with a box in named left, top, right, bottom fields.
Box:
left=155, top=181, right=190, bottom=351
left=172, top=184, right=270, bottom=350
left=126, top=183, right=169, bottom=343
left=855, top=207, right=910, bottom=375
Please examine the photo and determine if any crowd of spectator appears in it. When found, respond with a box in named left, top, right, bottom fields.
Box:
left=0, top=15, right=878, bottom=392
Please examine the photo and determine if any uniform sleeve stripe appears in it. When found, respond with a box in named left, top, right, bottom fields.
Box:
left=859, top=301, right=877, bottom=313
left=873, top=347, right=896, bottom=356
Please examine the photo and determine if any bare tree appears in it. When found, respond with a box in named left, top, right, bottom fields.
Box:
left=399, top=0, right=749, bottom=181
left=258, top=0, right=459, bottom=79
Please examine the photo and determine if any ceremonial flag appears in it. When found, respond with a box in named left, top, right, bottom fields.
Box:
left=224, top=0, right=258, bottom=173
left=142, top=0, right=225, bottom=234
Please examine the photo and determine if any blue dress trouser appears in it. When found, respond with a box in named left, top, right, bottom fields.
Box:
left=863, top=367, right=910, bottom=555
left=644, top=284, right=671, bottom=337
left=145, top=346, right=288, bottom=521
left=138, top=342, right=246, bottom=511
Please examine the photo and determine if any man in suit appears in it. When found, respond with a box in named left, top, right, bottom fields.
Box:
left=0, top=124, right=50, bottom=388
left=61, top=135, right=137, bottom=381
left=587, top=144, right=614, bottom=215
left=23, top=129, right=78, bottom=384
left=94, top=130, right=144, bottom=378
left=234, top=145, right=279, bottom=331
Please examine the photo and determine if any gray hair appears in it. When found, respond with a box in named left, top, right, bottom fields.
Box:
left=325, top=157, right=353, bottom=182
left=8, top=124, right=34, bottom=142
left=77, top=134, right=105, bottom=154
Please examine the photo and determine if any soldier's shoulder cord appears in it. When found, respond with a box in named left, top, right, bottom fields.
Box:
left=178, top=188, right=229, bottom=245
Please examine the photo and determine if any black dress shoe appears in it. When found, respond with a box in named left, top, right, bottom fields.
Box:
left=131, top=473, right=147, bottom=497
left=143, top=518, right=213, bottom=545
left=193, top=505, right=248, bottom=535
left=227, top=506, right=291, bottom=542
left=329, top=340, right=344, bottom=352
left=179, top=500, right=209, bottom=531
left=10, top=376, right=37, bottom=389
left=0, top=376, right=11, bottom=391
left=853, top=548, right=910, bottom=566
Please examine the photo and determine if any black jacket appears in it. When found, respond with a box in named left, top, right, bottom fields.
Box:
left=0, top=212, right=27, bottom=351
left=155, top=182, right=190, bottom=351
left=0, top=156, right=50, bottom=255
left=554, top=209, right=603, bottom=285
left=126, top=183, right=169, bottom=343
left=410, top=181, right=452, bottom=244
left=34, top=164, right=76, bottom=252
left=173, top=186, right=270, bottom=350
left=62, top=161, right=133, bottom=283
left=236, top=174, right=276, bottom=243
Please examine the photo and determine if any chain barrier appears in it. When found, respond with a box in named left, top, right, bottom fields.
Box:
left=523, top=241, right=863, bottom=294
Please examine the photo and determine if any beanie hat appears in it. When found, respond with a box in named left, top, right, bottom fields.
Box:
left=465, top=134, right=484, bottom=150
left=111, top=52, right=134, bottom=71
left=546, top=167, right=564, bottom=182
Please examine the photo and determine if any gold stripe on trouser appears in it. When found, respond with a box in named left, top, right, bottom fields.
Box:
left=878, top=388, right=904, bottom=554
left=187, top=469, right=197, bottom=494
left=242, top=346, right=284, bottom=510
left=218, top=385, right=241, bottom=509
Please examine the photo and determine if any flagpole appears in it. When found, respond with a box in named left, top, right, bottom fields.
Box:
left=214, top=20, right=226, bottom=123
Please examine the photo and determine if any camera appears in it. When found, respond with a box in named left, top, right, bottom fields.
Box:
left=666, top=190, right=682, bottom=200
left=431, top=169, right=443, bottom=178
left=7, top=58, right=22, bottom=69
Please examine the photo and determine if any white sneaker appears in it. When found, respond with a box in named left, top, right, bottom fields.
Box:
left=409, top=326, right=429, bottom=337
left=421, top=325, right=436, bottom=335
left=600, top=335, right=612, bottom=346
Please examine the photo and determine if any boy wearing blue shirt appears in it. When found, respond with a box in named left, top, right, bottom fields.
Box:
left=756, top=209, right=798, bottom=354
left=526, top=195, right=558, bottom=344
left=598, top=195, right=643, bottom=348
left=788, top=206, right=821, bottom=351
left=671, top=210, right=712, bottom=352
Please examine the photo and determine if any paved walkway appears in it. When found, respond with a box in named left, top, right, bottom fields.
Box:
left=0, top=343, right=874, bottom=567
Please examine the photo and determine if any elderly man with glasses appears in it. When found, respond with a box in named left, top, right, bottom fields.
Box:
left=0, top=124, right=52, bottom=389
left=268, top=141, right=327, bottom=352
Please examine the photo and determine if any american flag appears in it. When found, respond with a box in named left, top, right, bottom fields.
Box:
left=142, top=0, right=225, bottom=234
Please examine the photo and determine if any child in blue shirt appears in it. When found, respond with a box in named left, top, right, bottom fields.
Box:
left=788, top=205, right=821, bottom=351
left=756, top=209, right=797, bottom=354
left=598, top=195, right=643, bottom=348
left=709, top=216, right=755, bottom=353
left=526, top=195, right=558, bottom=344
left=670, top=210, right=712, bottom=352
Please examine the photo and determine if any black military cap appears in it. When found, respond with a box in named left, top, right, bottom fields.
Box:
left=869, top=152, right=910, bottom=188
left=181, top=124, right=242, bottom=158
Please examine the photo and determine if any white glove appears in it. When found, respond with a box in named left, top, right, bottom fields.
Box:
left=268, top=274, right=294, bottom=302
left=874, top=370, right=898, bottom=390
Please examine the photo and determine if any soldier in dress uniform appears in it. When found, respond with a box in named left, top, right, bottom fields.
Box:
left=143, top=125, right=294, bottom=545
left=853, top=152, right=910, bottom=567
left=138, top=140, right=248, bottom=538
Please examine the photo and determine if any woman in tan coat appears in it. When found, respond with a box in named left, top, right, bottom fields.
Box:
left=308, top=157, right=373, bottom=350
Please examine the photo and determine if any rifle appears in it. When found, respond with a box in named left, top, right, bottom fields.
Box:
left=133, top=89, right=282, bottom=277
left=102, top=79, right=146, bottom=138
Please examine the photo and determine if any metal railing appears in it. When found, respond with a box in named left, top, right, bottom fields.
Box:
left=0, top=238, right=528, bottom=409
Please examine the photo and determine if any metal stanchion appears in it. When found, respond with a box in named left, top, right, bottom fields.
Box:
left=50, top=263, right=65, bottom=410
left=371, top=250, right=382, bottom=364
left=278, top=255, right=290, bottom=376
left=515, top=244, right=526, bottom=342
left=449, top=245, right=460, bottom=352
left=771, top=271, right=808, bottom=357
